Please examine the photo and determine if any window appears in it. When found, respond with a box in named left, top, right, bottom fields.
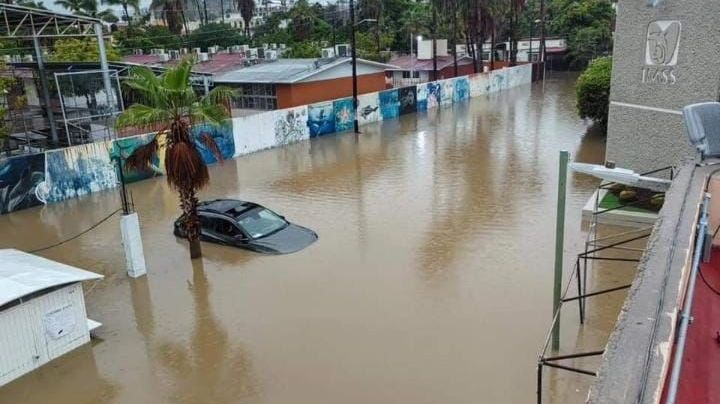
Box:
left=212, top=217, right=244, bottom=238
left=236, top=208, right=288, bottom=239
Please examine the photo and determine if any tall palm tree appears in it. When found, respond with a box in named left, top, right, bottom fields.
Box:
left=509, top=0, right=527, bottom=66
left=236, top=0, right=255, bottom=36
left=150, top=0, right=187, bottom=35
left=115, top=60, right=234, bottom=259
left=102, top=0, right=140, bottom=27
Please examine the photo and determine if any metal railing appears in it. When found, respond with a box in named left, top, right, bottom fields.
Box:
left=536, top=166, right=675, bottom=404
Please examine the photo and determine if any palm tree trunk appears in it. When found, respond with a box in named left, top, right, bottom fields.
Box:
left=180, top=187, right=202, bottom=259
left=451, top=3, right=458, bottom=77
left=490, top=27, right=496, bottom=70
left=123, top=3, right=131, bottom=29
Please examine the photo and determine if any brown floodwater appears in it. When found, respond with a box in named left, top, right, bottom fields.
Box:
left=0, top=73, right=639, bottom=404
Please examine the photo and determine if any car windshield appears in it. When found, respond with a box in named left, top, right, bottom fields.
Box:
left=236, top=208, right=288, bottom=239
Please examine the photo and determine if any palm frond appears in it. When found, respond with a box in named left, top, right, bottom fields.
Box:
left=191, top=102, right=229, bottom=126
left=197, top=132, right=223, bottom=164
left=165, top=141, right=209, bottom=191
left=116, top=104, right=172, bottom=130
left=125, top=135, right=159, bottom=172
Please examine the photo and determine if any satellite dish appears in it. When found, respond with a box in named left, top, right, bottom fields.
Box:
left=570, top=162, right=671, bottom=192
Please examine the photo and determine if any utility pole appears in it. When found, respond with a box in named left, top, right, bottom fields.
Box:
left=202, top=0, right=208, bottom=25
left=432, top=7, right=438, bottom=81
left=539, top=0, right=547, bottom=81
left=220, top=0, right=225, bottom=23
left=350, top=0, right=359, bottom=133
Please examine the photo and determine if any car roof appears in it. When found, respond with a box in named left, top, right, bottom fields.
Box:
left=197, top=199, right=259, bottom=217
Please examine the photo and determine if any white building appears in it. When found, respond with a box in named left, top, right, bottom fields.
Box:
left=0, top=249, right=103, bottom=386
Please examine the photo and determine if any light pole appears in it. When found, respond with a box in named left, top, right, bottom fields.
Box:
left=411, top=35, right=422, bottom=83
left=350, top=0, right=376, bottom=134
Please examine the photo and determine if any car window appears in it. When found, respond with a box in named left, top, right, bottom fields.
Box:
left=212, top=217, right=243, bottom=238
left=236, top=208, right=288, bottom=239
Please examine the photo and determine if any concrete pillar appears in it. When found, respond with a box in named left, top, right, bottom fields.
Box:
left=606, top=0, right=720, bottom=172
left=120, top=213, right=147, bottom=278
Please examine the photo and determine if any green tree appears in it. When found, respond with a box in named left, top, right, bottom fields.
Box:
left=548, top=0, right=614, bottom=67
left=115, top=60, right=234, bottom=259
left=576, top=56, right=612, bottom=132
left=284, top=41, right=320, bottom=58
left=50, top=38, right=121, bottom=62
left=113, top=25, right=184, bottom=54
left=189, top=23, right=249, bottom=50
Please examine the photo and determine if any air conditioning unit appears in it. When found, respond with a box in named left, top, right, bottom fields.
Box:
left=245, top=48, right=258, bottom=59
left=230, top=45, right=242, bottom=53
left=159, top=53, right=170, bottom=62
left=169, top=50, right=180, bottom=60
left=11, top=55, right=21, bottom=63
left=265, top=50, right=277, bottom=60
left=193, top=47, right=202, bottom=55
left=239, top=44, right=249, bottom=52
left=257, top=48, right=265, bottom=59
left=22, top=54, right=33, bottom=62
left=262, top=43, right=269, bottom=49
left=199, top=52, right=209, bottom=62
left=270, top=43, right=277, bottom=49
left=156, top=48, right=166, bottom=55
left=1, top=55, right=10, bottom=63
left=321, top=48, right=335, bottom=59
left=180, top=48, right=189, bottom=54
left=279, top=43, right=286, bottom=50
left=335, top=44, right=350, bottom=57
left=133, top=48, right=143, bottom=55
left=208, top=45, right=219, bottom=54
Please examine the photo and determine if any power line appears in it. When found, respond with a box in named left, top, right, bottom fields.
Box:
left=28, top=208, right=121, bottom=253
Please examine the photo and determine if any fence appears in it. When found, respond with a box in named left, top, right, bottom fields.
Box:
left=0, top=64, right=532, bottom=215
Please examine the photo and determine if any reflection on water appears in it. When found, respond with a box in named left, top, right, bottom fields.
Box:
left=0, top=73, right=620, bottom=404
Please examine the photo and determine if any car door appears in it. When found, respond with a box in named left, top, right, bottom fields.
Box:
left=207, top=215, right=248, bottom=245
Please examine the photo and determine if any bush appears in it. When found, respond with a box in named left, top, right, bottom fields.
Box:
left=576, top=56, right=612, bottom=132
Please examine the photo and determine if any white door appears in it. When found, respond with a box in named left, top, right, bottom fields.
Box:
left=0, top=304, right=43, bottom=386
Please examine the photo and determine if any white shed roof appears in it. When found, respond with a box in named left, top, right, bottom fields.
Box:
left=0, top=249, right=103, bottom=307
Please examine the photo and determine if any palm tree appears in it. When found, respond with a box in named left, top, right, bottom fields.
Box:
left=54, top=0, right=85, bottom=13
left=115, top=60, right=234, bottom=259
left=102, top=0, right=140, bottom=27
left=509, top=0, right=527, bottom=66
left=150, top=0, right=187, bottom=35
left=236, top=0, right=255, bottom=36
left=17, top=0, right=48, bottom=9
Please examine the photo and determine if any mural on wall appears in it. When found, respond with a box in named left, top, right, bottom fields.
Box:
left=357, top=92, right=380, bottom=124
left=506, top=64, right=532, bottom=88
left=274, top=106, right=309, bottom=146
left=441, top=80, right=454, bottom=105
left=307, top=102, right=336, bottom=137
left=192, top=122, right=236, bottom=165
left=44, top=141, right=117, bottom=203
left=0, top=153, right=45, bottom=214
left=489, top=69, right=507, bottom=93
left=399, top=87, right=417, bottom=115
left=110, top=134, right=165, bottom=184
left=416, top=84, right=429, bottom=112
left=334, top=98, right=355, bottom=133
left=426, top=82, right=442, bottom=110
left=379, top=89, right=400, bottom=120
left=469, top=73, right=490, bottom=97
left=454, top=77, right=470, bottom=103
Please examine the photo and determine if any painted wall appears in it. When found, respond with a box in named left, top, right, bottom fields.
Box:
left=0, top=65, right=532, bottom=215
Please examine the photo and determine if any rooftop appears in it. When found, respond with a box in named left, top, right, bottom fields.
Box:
left=387, top=55, right=474, bottom=72
left=0, top=249, right=103, bottom=308
left=122, top=53, right=248, bottom=75
left=214, top=57, right=397, bottom=84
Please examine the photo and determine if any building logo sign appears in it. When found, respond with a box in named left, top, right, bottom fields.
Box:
left=642, top=20, right=681, bottom=85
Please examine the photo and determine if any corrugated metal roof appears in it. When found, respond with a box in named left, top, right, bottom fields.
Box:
left=0, top=249, right=103, bottom=307
left=214, top=57, right=398, bottom=84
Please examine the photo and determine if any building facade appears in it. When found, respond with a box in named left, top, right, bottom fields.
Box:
left=605, top=0, right=720, bottom=172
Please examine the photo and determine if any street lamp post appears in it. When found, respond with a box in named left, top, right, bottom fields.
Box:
left=350, top=0, right=376, bottom=134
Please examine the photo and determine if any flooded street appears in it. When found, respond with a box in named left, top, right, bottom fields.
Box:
left=0, top=73, right=625, bottom=404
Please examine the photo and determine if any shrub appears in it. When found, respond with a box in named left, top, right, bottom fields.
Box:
left=576, top=56, right=612, bottom=132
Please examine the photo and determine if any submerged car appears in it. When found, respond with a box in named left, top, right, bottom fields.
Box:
left=174, top=199, right=318, bottom=255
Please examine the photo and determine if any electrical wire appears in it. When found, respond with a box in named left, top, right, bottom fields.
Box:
left=28, top=208, right=121, bottom=253
left=698, top=265, right=720, bottom=296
